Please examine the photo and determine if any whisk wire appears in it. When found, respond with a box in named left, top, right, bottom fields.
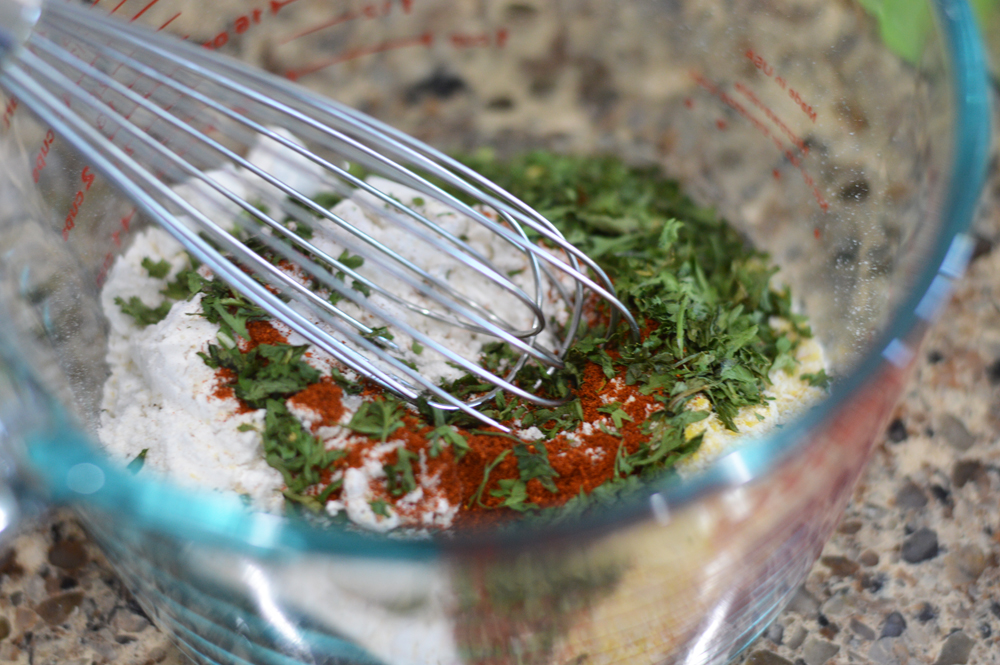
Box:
left=0, top=59, right=524, bottom=429
left=55, top=1, right=640, bottom=341
left=8, top=46, right=571, bottom=417
left=1, top=0, right=643, bottom=426
left=34, top=20, right=556, bottom=343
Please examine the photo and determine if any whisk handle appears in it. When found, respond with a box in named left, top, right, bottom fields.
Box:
left=0, top=0, right=39, bottom=60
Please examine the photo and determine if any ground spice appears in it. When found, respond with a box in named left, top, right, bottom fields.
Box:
left=444, top=359, right=661, bottom=528
left=211, top=367, right=238, bottom=402
left=242, top=319, right=288, bottom=350
left=214, top=320, right=289, bottom=414
left=288, top=378, right=346, bottom=428
left=210, top=308, right=665, bottom=528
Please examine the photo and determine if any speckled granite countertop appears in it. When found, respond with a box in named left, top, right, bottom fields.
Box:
left=0, top=82, right=999, bottom=665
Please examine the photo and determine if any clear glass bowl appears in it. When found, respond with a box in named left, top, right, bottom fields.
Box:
left=0, top=1, right=990, bottom=664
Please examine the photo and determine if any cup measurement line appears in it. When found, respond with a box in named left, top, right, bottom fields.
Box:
left=284, top=28, right=510, bottom=81
left=200, top=0, right=301, bottom=52
left=745, top=48, right=818, bottom=124
left=279, top=0, right=414, bottom=45
left=691, top=71, right=829, bottom=213
left=27, top=0, right=180, bottom=229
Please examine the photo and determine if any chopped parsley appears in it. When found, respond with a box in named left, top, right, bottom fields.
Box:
left=347, top=398, right=405, bottom=442
left=442, top=151, right=814, bottom=436
left=115, top=151, right=826, bottom=527
left=114, top=296, right=172, bottom=327
left=141, top=257, right=171, bottom=279
left=126, top=448, right=148, bottom=475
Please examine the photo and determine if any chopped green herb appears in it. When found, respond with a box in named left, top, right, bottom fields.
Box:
left=370, top=498, right=391, bottom=518
left=597, top=403, right=634, bottom=430
left=384, top=448, right=419, bottom=497
left=141, top=257, right=171, bottom=279
left=161, top=267, right=203, bottom=301
left=801, top=369, right=831, bottom=389
left=470, top=449, right=511, bottom=509
left=115, top=296, right=172, bottom=327
left=337, top=250, right=365, bottom=272
left=126, top=448, right=148, bottom=475
left=428, top=425, right=469, bottom=459
left=490, top=478, right=533, bottom=512
left=512, top=440, right=559, bottom=493
left=347, top=398, right=405, bottom=441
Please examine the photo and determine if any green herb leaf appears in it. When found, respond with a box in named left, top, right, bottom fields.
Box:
left=513, top=441, right=559, bottom=494
left=161, top=268, right=203, bottom=301
left=384, top=448, right=419, bottom=497
left=347, top=398, right=405, bottom=441
left=469, top=449, right=510, bottom=508
left=370, top=498, right=391, bottom=518
left=801, top=369, right=831, bottom=389
left=597, top=403, right=634, bottom=430
left=141, top=257, right=171, bottom=279
left=490, top=478, right=535, bottom=512
left=428, top=425, right=469, bottom=459
left=126, top=448, right=148, bottom=475
left=115, top=296, right=172, bottom=327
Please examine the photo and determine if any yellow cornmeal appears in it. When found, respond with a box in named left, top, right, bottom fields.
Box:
left=678, top=332, right=827, bottom=473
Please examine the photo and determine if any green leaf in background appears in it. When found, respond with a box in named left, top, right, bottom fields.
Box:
left=858, top=0, right=998, bottom=73
left=971, top=0, right=1000, bottom=78
left=856, top=0, right=932, bottom=64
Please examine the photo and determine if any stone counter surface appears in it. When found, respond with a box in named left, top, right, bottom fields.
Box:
left=1, top=102, right=999, bottom=665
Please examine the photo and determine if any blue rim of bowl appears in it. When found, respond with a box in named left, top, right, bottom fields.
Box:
left=21, top=0, right=992, bottom=560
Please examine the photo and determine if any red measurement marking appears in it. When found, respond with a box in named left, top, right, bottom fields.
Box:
left=62, top=167, right=97, bottom=241
left=1, top=97, right=18, bottom=131
left=788, top=88, right=816, bottom=123
left=715, top=118, right=727, bottom=130
left=281, top=9, right=365, bottom=44
left=684, top=98, right=693, bottom=109
left=32, top=129, right=56, bottom=183
left=280, top=0, right=413, bottom=45
left=97, top=208, right=137, bottom=286
left=157, top=12, right=181, bottom=31
left=745, top=48, right=817, bottom=123
left=120, top=209, right=135, bottom=233
left=449, top=28, right=508, bottom=49
left=96, top=252, right=115, bottom=288
left=814, top=227, right=821, bottom=239
left=734, top=82, right=809, bottom=155
left=691, top=72, right=771, bottom=140
left=746, top=48, right=774, bottom=78
left=691, top=71, right=829, bottom=212
left=773, top=168, right=781, bottom=180
left=270, top=0, right=301, bottom=12
left=110, top=0, right=129, bottom=14
left=203, top=8, right=264, bottom=50
left=285, top=32, right=433, bottom=81
left=130, top=0, right=162, bottom=22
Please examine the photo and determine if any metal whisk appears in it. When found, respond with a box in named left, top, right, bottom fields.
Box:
left=0, top=0, right=638, bottom=429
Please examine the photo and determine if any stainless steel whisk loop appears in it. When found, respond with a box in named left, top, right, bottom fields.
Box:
left=0, top=0, right=639, bottom=429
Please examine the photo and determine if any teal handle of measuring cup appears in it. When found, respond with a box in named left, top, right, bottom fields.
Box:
left=0, top=354, right=53, bottom=551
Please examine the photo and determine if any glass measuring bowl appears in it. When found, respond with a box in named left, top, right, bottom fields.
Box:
left=0, top=0, right=989, bottom=664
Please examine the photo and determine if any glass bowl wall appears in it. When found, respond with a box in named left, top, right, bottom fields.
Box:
left=0, top=1, right=989, bottom=664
